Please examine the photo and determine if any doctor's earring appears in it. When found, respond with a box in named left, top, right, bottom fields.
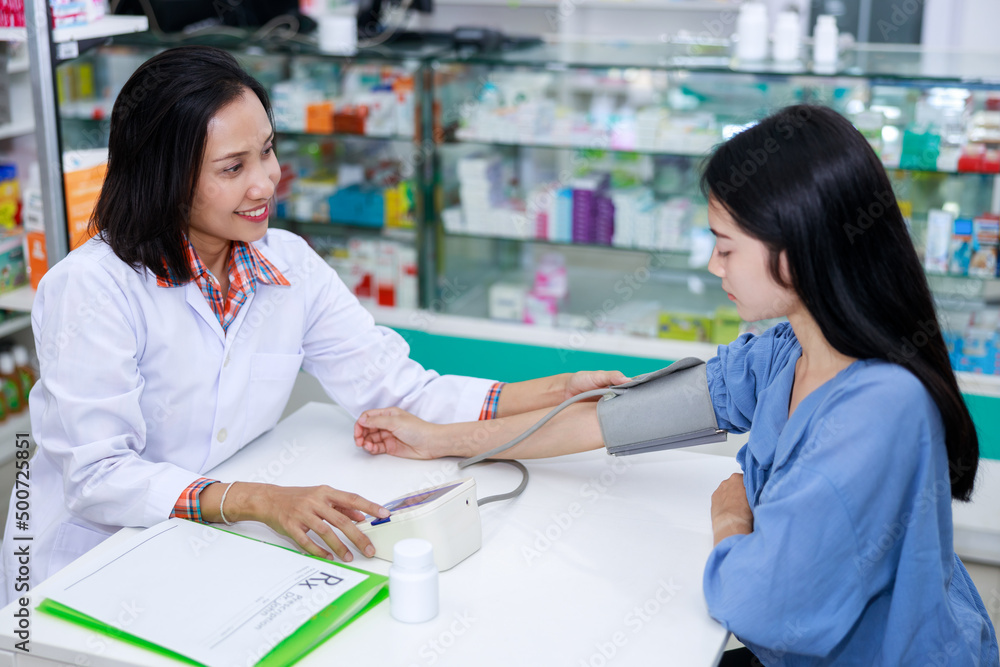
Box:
left=219, top=481, right=236, bottom=526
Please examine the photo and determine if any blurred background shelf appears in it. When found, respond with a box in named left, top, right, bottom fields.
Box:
left=0, top=288, right=36, bottom=314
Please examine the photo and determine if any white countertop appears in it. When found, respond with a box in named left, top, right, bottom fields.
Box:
left=0, top=402, right=736, bottom=667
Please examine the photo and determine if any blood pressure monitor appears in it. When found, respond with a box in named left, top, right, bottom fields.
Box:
left=358, top=478, right=481, bottom=571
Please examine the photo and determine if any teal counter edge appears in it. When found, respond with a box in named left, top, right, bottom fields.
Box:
left=393, top=327, right=1000, bottom=462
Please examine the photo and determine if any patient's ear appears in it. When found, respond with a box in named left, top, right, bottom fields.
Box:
left=778, top=250, right=792, bottom=286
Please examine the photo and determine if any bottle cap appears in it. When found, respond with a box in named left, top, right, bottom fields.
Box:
left=0, top=353, right=14, bottom=375
left=392, top=538, right=435, bottom=572
left=739, top=2, right=766, bottom=17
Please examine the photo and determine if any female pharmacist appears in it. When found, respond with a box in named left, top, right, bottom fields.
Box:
left=356, top=105, right=1000, bottom=665
left=0, top=45, right=627, bottom=605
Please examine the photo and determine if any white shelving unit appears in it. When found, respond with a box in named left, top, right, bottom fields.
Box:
left=24, top=0, right=148, bottom=267
left=7, top=53, right=28, bottom=74
left=957, top=372, right=1000, bottom=399
left=0, top=315, right=31, bottom=338
left=0, top=28, right=26, bottom=42
left=52, top=15, right=148, bottom=44
left=0, top=119, right=33, bottom=141
left=1, top=14, right=147, bottom=46
left=0, top=287, right=35, bottom=314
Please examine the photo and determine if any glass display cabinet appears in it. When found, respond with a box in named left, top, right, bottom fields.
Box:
left=430, top=42, right=1000, bottom=379
left=55, top=35, right=448, bottom=312
left=42, top=35, right=1000, bottom=387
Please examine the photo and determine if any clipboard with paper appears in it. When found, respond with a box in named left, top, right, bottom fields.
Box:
left=37, top=518, right=388, bottom=667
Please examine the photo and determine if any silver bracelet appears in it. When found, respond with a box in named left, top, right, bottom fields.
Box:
left=219, top=481, right=236, bottom=526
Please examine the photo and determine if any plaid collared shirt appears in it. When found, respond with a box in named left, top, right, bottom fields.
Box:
left=156, top=237, right=290, bottom=333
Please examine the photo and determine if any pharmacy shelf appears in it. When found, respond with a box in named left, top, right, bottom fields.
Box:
left=958, top=372, right=1000, bottom=399
left=436, top=0, right=735, bottom=9
left=369, top=305, right=720, bottom=361
left=448, top=134, right=1000, bottom=176
left=928, top=274, right=1000, bottom=304
left=443, top=228, right=695, bottom=258
left=442, top=230, right=707, bottom=276
left=62, top=106, right=420, bottom=144
left=1, top=16, right=149, bottom=45
left=952, top=458, right=1000, bottom=565
left=0, top=287, right=35, bottom=314
left=277, top=218, right=417, bottom=243
left=277, top=129, right=416, bottom=143
left=0, top=119, right=34, bottom=140
left=52, top=15, right=148, bottom=44
left=0, top=315, right=31, bottom=338
left=0, top=28, right=26, bottom=42
left=370, top=304, right=1000, bottom=398
left=7, top=56, right=28, bottom=74
left=448, top=133, right=713, bottom=158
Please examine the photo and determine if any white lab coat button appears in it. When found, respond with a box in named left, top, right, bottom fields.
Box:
left=224, top=354, right=231, bottom=368
left=217, top=428, right=228, bottom=443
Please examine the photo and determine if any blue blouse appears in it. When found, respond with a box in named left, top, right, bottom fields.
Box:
left=703, top=323, right=999, bottom=666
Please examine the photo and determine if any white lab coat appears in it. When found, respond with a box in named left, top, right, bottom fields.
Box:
left=0, top=229, right=495, bottom=605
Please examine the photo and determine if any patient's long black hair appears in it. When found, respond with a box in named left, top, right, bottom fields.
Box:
left=701, top=104, right=979, bottom=501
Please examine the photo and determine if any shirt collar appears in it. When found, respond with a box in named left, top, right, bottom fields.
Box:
left=156, top=235, right=290, bottom=288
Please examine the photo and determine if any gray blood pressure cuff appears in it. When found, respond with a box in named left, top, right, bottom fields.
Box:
left=459, top=357, right=727, bottom=469
left=597, top=357, right=727, bottom=456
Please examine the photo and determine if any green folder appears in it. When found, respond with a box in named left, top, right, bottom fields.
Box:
left=37, top=524, right=388, bottom=667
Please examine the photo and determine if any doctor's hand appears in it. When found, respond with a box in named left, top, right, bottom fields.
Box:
left=258, top=485, right=390, bottom=562
left=710, top=473, right=754, bottom=547
left=563, top=370, right=631, bottom=402
left=206, top=481, right=389, bottom=562
left=354, top=407, right=443, bottom=459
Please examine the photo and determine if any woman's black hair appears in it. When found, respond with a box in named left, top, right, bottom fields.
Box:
left=701, top=104, right=979, bottom=501
left=90, top=45, right=274, bottom=282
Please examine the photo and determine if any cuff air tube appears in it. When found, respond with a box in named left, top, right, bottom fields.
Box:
left=458, top=357, right=726, bottom=469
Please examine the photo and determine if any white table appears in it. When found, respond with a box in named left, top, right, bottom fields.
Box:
left=0, top=403, right=738, bottom=667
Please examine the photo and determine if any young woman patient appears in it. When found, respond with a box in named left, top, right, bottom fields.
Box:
left=355, top=105, right=1000, bottom=666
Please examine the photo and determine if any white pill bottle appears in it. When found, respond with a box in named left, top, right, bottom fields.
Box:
left=389, top=538, right=440, bottom=623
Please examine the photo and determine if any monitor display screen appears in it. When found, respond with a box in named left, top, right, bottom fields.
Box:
left=384, top=482, right=462, bottom=513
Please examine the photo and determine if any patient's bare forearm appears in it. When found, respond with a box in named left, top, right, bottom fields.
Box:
left=441, top=402, right=603, bottom=459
